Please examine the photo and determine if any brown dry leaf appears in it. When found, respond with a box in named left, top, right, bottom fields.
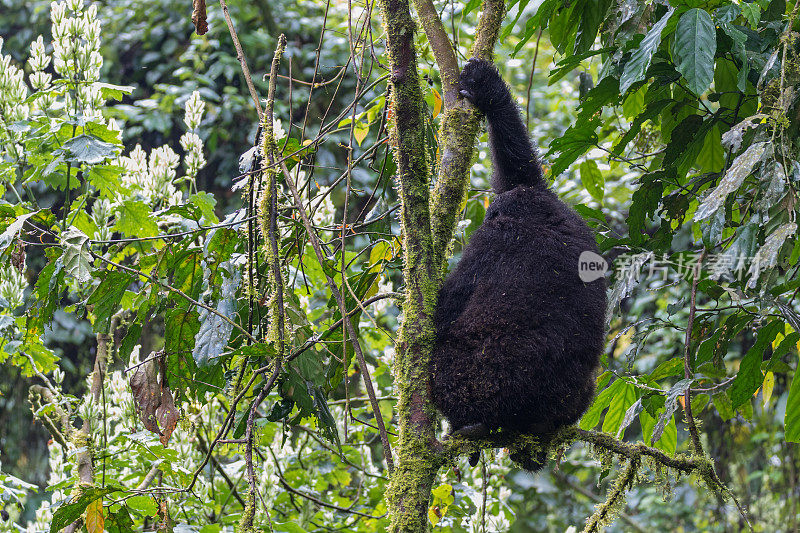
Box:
left=156, top=386, right=179, bottom=445
left=129, top=358, right=162, bottom=434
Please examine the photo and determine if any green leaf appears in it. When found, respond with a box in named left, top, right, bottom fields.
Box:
left=640, top=410, right=677, bottom=454
left=619, top=7, right=675, bottom=94
left=548, top=0, right=580, bottom=55
left=730, top=320, right=784, bottom=409
left=579, top=159, right=604, bottom=201
left=95, top=82, right=135, bottom=101
left=546, top=117, right=599, bottom=177
left=114, top=200, right=159, bottom=237
left=603, top=380, right=636, bottom=435
left=697, top=125, right=725, bottom=173
left=61, top=134, right=119, bottom=165
left=574, top=0, right=611, bottom=54
left=613, top=99, right=671, bottom=155
left=87, top=271, right=133, bottom=333
left=188, top=191, right=218, bottom=223
left=166, top=310, right=200, bottom=357
left=125, top=495, right=158, bottom=516
left=576, top=76, right=621, bottom=123
left=549, top=47, right=614, bottom=83
left=740, top=2, right=760, bottom=28
left=86, top=165, right=124, bottom=199
left=61, top=227, right=92, bottom=283
left=580, top=377, right=622, bottom=430
left=672, top=8, right=716, bottom=95
left=713, top=391, right=735, bottom=421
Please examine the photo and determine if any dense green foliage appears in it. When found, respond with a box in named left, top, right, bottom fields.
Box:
left=0, top=0, right=799, bottom=531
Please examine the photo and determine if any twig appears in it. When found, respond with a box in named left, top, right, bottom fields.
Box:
left=218, top=0, right=263, bottom=119
left=683, top=251, right=705, bottom=456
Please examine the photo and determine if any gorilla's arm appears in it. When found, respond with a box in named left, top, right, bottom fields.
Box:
left=458, top=58, right=544, bottom=193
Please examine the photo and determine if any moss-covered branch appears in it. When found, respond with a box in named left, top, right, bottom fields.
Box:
left=377, top=0, right=440, bottom=529
left=440, top=426, right=752, bottom=531
left=427, top=0, right=505, bottom=272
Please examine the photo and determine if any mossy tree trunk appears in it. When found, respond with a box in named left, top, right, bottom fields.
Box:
left=376, top=0, right=504, bottom=531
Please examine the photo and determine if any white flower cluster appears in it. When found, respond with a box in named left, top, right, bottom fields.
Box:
left=116, top=91, right=207, bottom=207
left=0, top=38, right=30, bottom=126
left=0, top=264, right=26, bottom=309
left=50, top=0, right=102, bottom=82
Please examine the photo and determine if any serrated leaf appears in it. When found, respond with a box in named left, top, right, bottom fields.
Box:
left=114, top=200, right=159, bottom=237
left=61, top=227, right=92, bottom=283
left=672, top=8, right=716, bottom=95
left=188, top=191, right=218, bottom=223
left=619, top=7, right=674, bottom=94
left=87, top=165, right=124, bottom=199
left=87, top=271, right=132, bottom=333
left=61, top=134, right=118, bottom=165
left=546, top=118, right=599, bottom=177
left=95, top=82, right=135, bottom=101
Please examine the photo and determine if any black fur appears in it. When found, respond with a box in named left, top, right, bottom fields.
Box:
left=431, top=59, right=607, bottom=470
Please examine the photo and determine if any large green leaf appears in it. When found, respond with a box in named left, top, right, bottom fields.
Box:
left=114, top=200, right=159, bottom=237
left=602, top=381, right=636, bottom=435
left=574, top=0, right=611, bottom=54
left=672, top=8, right=716, bottom=95
left=619, top=7, right=674, bottom=94
left=61, top=134, right=119, bottom=165
left=50, top=487, right=116, bottom=533
left=87, top=271, right=132, bottom=332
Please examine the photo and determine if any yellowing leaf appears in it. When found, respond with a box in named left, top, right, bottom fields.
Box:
left=432, top=88, right=442, bottom=118
left=85, top=497, right=104, bottom=533
left=428, top=506, right=442, bottom=527
left=354, top=124, right=369, bottom=146
left=762, top=371, right=775, bottom=405
left=483, top=195, right=490, bottom=209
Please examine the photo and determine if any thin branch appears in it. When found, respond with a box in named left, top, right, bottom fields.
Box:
left=218, top=0, right=263, bottom=119
left=683, top=251, right=705, bottom=456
